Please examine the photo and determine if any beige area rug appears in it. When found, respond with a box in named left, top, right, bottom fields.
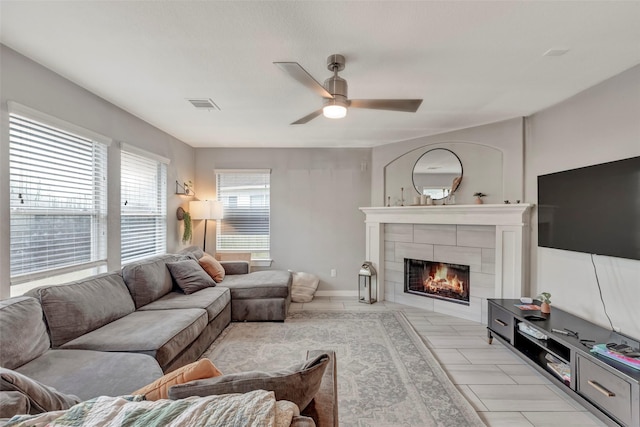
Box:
left=203, top=311, right=485, bottom=427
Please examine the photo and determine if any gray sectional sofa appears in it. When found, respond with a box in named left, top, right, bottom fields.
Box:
left=0, top=246, right=338, bottom=426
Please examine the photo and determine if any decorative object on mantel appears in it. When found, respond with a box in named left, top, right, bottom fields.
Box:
left=412, top=148, right=463, bottom=202
left=400, top=187, right=404, bottom=206
left=539, top=292, right=552, bottom=314
left=473, top=192, right=487, bottom=204
left=386, top=196, right=391, bottom=207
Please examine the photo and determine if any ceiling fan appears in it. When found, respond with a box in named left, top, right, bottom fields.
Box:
left=274, top=54, right=423, bottom=125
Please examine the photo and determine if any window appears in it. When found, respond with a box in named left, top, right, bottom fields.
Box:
left=216, top=170, right=270, bottom=260
left=9, top=105, right=108, bottom=285
left=120, top=145, right=168, bottom=264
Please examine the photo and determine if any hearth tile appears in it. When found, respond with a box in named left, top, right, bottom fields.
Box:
left=384, top=223, right=413, bottom=242
left=458, top=348, right=524, bottom=364
left=456, top=385, right=489, bottom=411
left=497, top=364, right=551, bottom=384
left=522, top=411, right=606, bottom=426
left=413, top=325, right=460, bottom=336
left=434, top=245, right=482, bottom=271
left=457, top=225, right=496, bottom=249
left=414, top=224, right=456, bottom=245
left=445, top=365, right=516, bottom=385
left=429, top=348, right=471, bottom=365
left=385, top=267, right=404, bottom=283
left=433, top=297, right=482, bottom=321
left=481, top=248, right=496, bottom=274
left=289, top=303, right=303, bottom=312
left=384, top=260, right=403, bottom=272
left=469, top=272, right=495, bottom=298
left=545, top=384, right=589, bottom=411
left=452, top=324, right=491, bottom=336
left=470, top=384, right=578, bottom=411
left=425, top=336, right=492, bottom=349
left=395, top=242, right=434, bottom=262
left=479, top=412, right=535, bottom=427
left=427, top=314, right=480, bottom=325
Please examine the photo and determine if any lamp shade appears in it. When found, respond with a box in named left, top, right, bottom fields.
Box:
left=189, top=200, right=223, bottom=220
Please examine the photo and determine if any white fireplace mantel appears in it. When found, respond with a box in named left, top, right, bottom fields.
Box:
left=360, top=204, right=533, bottom=319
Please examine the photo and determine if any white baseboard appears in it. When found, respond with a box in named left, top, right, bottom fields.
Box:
left=314, top=290, right=359, bottom=297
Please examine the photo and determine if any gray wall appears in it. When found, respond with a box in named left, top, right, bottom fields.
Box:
left=194, top=148, right=371, bottom=294
left=525, top=64, right=640, bottom=339
left=0, top=45, right=196, bottom=299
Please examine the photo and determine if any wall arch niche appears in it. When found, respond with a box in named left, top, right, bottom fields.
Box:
left=384, top=142, right=503, bottom=205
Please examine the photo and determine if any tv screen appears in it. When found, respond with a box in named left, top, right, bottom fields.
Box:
left=537, top=156, right=640, bottom=261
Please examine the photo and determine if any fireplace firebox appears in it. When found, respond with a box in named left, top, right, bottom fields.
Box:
left=404, top=258, right=470, bottom=305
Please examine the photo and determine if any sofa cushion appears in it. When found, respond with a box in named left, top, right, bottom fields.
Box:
left=122, top=254, right=183, bottom=308
left=0, top=297, right=50, bottom=370
left=26, top=273, right=135, bottom=348
left=199, top=253, right=226, bottom=283
left=59, top=309, right=208, bottom=370
left=220, top=270, right=291, bottom=300
left=133, top=359, right=222, bottom=401
left=16, top=349, right=163, bottom=401
left=0, top=367, right=81, bottom=414
left=168, top=352, right=330, bottom=411
left=138, top=287, right=231, bottom=322
left=178, top=245, right=204, bottom=260
left=0, top=391, right=30, bottom=418
left=167, top=259, right=217, bottom=294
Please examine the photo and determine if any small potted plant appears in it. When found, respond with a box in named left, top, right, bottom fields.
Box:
left=538, top=292, right=551, bottom=314
left=473, top=192, right=487, bottom=204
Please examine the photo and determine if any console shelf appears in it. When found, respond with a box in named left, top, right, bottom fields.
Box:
left=487, top=299, right=640, bottom=427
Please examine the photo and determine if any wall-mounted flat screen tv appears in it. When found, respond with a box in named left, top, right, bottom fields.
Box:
left=538, top=156, right=640, bottom=261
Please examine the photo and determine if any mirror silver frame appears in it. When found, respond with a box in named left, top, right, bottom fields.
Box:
left=412, top=148, right=463, bottom=200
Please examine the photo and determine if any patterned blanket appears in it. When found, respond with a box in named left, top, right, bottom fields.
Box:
left=5, top=389, right=299, bottom=427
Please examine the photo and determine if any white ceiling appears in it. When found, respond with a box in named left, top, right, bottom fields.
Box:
left=1, top=1, right=639, bottom=148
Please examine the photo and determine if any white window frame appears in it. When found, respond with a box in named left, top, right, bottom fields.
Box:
left=8, top=102, right=110, bottom=286
left=215, top=169, right=271, bottom=263
left=120, top=143, right=169, bottom=265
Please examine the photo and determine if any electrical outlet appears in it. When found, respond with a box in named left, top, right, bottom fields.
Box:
left=330, top=269, right=336, bottom=278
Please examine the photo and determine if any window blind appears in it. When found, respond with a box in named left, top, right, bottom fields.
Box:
left=9, top=114, right=108, bottom=283
left=121, top=149, right=167, bottom=264
left=216, top=170, right=270, bottom=258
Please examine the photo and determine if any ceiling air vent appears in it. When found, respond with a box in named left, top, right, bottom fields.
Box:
left=187, top=98, right=220, bottom=110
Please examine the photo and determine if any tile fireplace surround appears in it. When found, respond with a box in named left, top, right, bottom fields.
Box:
left=360, top=204, right=532, bottom=324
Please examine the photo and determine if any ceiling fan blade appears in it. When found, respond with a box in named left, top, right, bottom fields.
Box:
left=274, top=62, right=333, bottom=99
left=349, top=99, right=423, bottom=112
left=291, top=109, right=323, bottom=125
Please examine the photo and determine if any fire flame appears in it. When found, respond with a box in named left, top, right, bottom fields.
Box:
left=423, top=264, right=465, bottom=295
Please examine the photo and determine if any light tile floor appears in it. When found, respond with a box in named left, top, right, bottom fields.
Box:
left=292, top=297, right=607, bottom=427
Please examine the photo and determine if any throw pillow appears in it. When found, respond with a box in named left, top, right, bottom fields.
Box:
left=290, top=271, right=320, bottom=303
left=168, top=353, right=330, bottom=411
left=198, top=253, right=226, bottom=283
left=132, top=359, right=223, bottom=401
left=0, top=368, right=81, bottom=414
left=166, top=259, right=216, bottom=294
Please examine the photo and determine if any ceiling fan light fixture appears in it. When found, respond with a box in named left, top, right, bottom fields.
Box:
left=323, top=104, right=347, bottom=119
left=323, top=96, right=348, bottom=119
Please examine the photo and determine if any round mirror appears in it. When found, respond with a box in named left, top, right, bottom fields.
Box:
left=412, top=148, right=463, bottom=200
